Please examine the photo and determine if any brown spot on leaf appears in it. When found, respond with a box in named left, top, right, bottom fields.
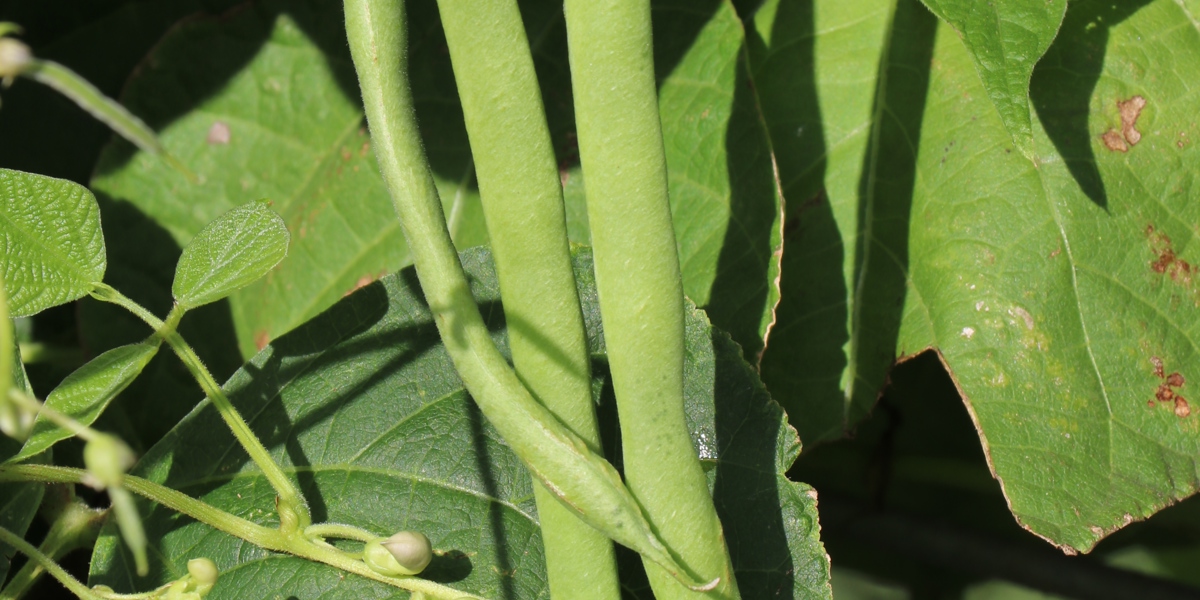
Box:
left=345, top=270, right=387, bottom=297
left=1167, top=372, right=1185, bottom=388
left=1156, top=384, right=1174, bottom=403
left=1176, top=396, right=1191, bottom=418
left=206, top=121, right=231, bottom=145
left=1151, top=356, right=1165, bottom=378
left=1102, top=129, right=1128, bottom=152
left=360, top=141, right=371, bottom=156
left=254, top=330, right=270, bottom=351
left=1119, top=95, right=1146, bottom=146
left=1146, top=226, right=1196, bottom=286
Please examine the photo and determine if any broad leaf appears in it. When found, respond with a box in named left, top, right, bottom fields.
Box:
left=90, top=0, right=487, bottom=359
left=89, top=248, right=830, bottom=599
left=9, top=340, right=159, bottom=464
left=0, top=168, right=105, bottom=316
left=172, top=200, right=289, bottom=310
left=757, top=0, right=1200, bottom=551
left=918, top=0, right=1068, bottom=158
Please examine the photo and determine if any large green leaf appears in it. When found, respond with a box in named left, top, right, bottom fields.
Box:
left=88, top=248, right=830, bottom=599
left=89, top=0, right=486, bottom=359
left=918, top=0, right=1068, bottom=158
left=9, top=340, right=159, bottom=463
left=757, top=0, right=1200, bottom=551
left=172, top=200, right=289, bottom=310
left=0, top=168, right=105, bottom=316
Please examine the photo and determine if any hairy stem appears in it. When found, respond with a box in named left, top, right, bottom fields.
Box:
left=563, top=0, right=738, bottom=597
left=0, top=465, right=480, bottom=600
left=89, top=283, right=309, bottom=531
left=0, top=525, right=103, bottom=600
left=0, top=501, right=105, bottom=600
left=434, top=0, right=621, bottom=597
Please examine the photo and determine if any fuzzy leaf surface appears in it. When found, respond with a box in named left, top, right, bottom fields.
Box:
left=9, top=340, right=159, bottom=463
left=88, top=248, right=830, bottom=599
left=0, top=168, right=105, bottom=316
left=172, top=200, right=289, bottom=310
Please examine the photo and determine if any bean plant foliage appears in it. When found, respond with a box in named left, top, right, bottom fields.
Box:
left=2, top=0, right=1200, bottom=597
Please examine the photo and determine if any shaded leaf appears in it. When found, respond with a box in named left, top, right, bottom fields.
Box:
left=10, top=340, right=159, bottom=463
left=918, top=0, right=1068, bottom=158
left=0, top=168, right=105, bottom=316
left=89, top=248, right=830, bottom=599
left=172, top=200, right=289, bottom=310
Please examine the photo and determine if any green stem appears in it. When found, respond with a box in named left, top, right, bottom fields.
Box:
left=0, top=465, right=481, bottom=600
left=21, top=59, right=197, bottom=182
left=434, top=0, right=620, bottom=597
left=0, top=525, right=103, bottom=600
left=89, top=283, right=309, bottom=532
left=0, top=501, right=106, bottom=600
left=304, top=523, right=377, bottom=543
left=562, top=0, right=738, bottom=597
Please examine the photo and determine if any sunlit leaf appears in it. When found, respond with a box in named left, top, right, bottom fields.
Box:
left=172, top=200, right=288, bottom=310
left=0, top=168, right=105, bottom=316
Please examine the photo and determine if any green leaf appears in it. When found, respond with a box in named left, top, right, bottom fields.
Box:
left=90, top=0, right=486, bottom=358
left=171, top=200, right=289, bottom=310
left=750, top=0, right=898, bottom=444
left=653, top=0, right=785, bottom=360
left=9, top=340, right=159, bottom=464
left=88, top=248, right=830, bottom=599
left=757, top=0, right=1200, bottom=551
left=918, top=0, right=1067, bottom=159
left=0, top=168, right=105, bottom=316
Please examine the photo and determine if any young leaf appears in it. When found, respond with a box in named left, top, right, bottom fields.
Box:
left=89, top=248, right=831, bottom=599
left=0, top=168, right=105, bottom=317
left=918, top=0, right=1068, bottom=158
left=9, top=340, right=159, bottom=463
left=171, top=200, right=289, bottom=310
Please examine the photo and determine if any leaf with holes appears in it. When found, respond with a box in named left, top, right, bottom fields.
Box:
left=0, top=168, right=105, bottom=316
left=172, top=200, right=289, bottom=310
left=88, top=248, right=830, bottom=599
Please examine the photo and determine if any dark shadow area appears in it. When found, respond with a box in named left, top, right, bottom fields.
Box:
left=422, top=549, right=474, bottom=583
left=710, top=329, right=796, bottom=599
left=468, top=403, right=516, bottom=600
left=0, top=0, right=241, bottom=183
left=1030, top=0, right=1155, bottom=210
left=748, top=0, right=846, bottom=445
left=841, top=0, right=935, bottom=435
left=793, top=352, right=1200, bottom=597
left=706, top=46, right=787, bottom=359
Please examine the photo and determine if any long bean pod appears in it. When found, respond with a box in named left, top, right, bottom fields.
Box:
left=342, top=0, right=713, bottom=590
left=433, top=0, right=621, bottom=597
left=562, top=0, right=740, bottom=597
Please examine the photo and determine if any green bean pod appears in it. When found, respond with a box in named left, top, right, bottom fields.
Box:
left=562, top=0, right=739, bottom=597
left=433, top=0, right=621, bottom=597
left=342, top=0, right=715, bottom=591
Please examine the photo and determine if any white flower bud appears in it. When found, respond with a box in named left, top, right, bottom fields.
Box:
left=363, top=531, right=432, bottom=576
